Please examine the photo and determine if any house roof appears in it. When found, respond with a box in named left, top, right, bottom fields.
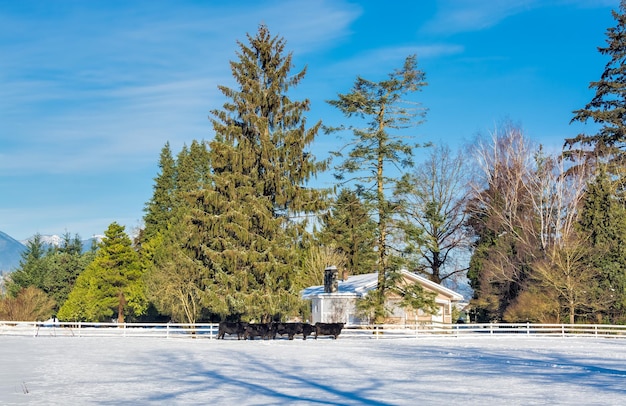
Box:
left=301, top=272, right=378, bottom=298
left=300, top=269, right=464, bottom=301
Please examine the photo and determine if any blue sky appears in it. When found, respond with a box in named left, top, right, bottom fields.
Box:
left=0, top=0, right=619, bottom=241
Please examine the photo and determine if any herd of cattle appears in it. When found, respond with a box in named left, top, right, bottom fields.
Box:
left=217, top=321, right=345, bottom=340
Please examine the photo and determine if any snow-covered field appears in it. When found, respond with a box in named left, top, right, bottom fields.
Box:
left=1, top=335, right=625, bottom=405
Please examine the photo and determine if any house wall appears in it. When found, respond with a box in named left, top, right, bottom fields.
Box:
left=306, top=273, right=460, bottom=325
left=311, top=295, right=454, bottom=325
left=310, top=296, right=362, bottom=324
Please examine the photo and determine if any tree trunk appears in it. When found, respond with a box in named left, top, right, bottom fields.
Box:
left=117, top=291, right=126, bottom=324
left=375, top=113, right=387, bottom=323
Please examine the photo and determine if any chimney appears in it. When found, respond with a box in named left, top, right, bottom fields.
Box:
left=324, top=265, right=338, bottom=293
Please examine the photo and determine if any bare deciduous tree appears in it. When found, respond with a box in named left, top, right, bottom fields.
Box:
left=0, top=286, right=56, bottom=321
left=468, top=123, right=596, bottom=322
left=467, top=124, right=541, bottom=320
left=396, top=145, right=472, bottom=284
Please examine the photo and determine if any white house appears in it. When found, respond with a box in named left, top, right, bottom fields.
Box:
left=301, top=268, right=464, bottom=325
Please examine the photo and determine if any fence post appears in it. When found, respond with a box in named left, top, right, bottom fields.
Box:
left=526, top=322, right=530, bottom=335
left=166, top=324, right=170, bottom=339
left=78, top=321, right=82, bottom=337
left=562, top=324, right=565, bottom=337
left=123, top=323, right=126, bottom=337
left=489, top=323, right=493, bottom=335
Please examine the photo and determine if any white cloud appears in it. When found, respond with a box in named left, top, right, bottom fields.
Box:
left=318, top=44, right=464, bottom=82
left=422, top=0, right=538, bottom=35
left=0, top=0, right=360, bottom=174
left=423, top=0, right=620, bottom=36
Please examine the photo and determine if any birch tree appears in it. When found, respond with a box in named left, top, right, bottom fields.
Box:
left=466, top=124, right=540, bottom=321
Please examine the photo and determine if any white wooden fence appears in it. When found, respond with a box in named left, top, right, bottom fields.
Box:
left=2, top=321, right=626, bottom=339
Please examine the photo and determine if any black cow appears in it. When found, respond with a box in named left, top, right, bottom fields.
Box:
left=301, top=323, right=315, bottom=340
left=314, top=322, right=344, bottom=339
left=217, top=321, right=248, bottom=340
left=273, top=322, right=304, bottom=340
left=244, top=323, right=272, bottom=340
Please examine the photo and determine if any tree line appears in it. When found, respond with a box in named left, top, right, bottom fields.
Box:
left=3, top=3, right=626, bottom=324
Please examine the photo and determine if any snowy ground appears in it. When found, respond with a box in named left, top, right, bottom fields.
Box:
left=1, top=335, right=625, bottom=405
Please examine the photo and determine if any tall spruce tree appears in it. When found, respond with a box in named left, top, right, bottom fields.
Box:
left=326, top=55, right=428, bottom=321
left=566, top=1, right=626, bottom=168
left=186, top=25, right=326, bottom=321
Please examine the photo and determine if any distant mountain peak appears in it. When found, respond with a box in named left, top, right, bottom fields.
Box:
left=0, top=231, right=26, bottom=272
left=41, top=234, right=64, bottom=246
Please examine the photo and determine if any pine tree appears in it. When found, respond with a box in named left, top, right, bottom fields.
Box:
left=143, top=142, right=177, bottom=241
left=58, top=223, right=146, bottom=322
left=316, top=189, right=378, bottom=276
left=326, top=55, right=428, bottom=321
left=184, top=25, right=326, bottom=321
left=566, top=1, right=626, bottom=168
left=7, top=234, right=48, bottom=297
left=175, top=140, right=212, bottom=196
left=141, top=139, right=214, bottom=322
left=577, top=168, right=626, bottom=322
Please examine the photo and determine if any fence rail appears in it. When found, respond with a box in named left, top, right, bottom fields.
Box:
left=1, top=321, right=626, bottom=339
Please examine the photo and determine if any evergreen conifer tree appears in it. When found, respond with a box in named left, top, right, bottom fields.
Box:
left=7, top=234, right=48, bottom=297
left=44, top=233, right=94, bottom=312
left=577, top=168, right=626, bottom=321
left=141, top=140, right=213, bottom=322
left=566, top=1, right=626, bottom=169
left=316, top=189, right=378, bottom=276
left=8, top=233, right=94, bottom=313
left=326, top=55, right=428, bottom=321
left=186, top=25, right=326, bottom=321
left=143, top=142, right=177, bottom=241
left=175, top=140, right=212, bottom=196
left=58, top=223, right=146, bottom=322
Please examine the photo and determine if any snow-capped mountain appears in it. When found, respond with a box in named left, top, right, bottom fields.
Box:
left=35, top=234, right=64, bottom=247
left=20, top=234, right=105, bottom=250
